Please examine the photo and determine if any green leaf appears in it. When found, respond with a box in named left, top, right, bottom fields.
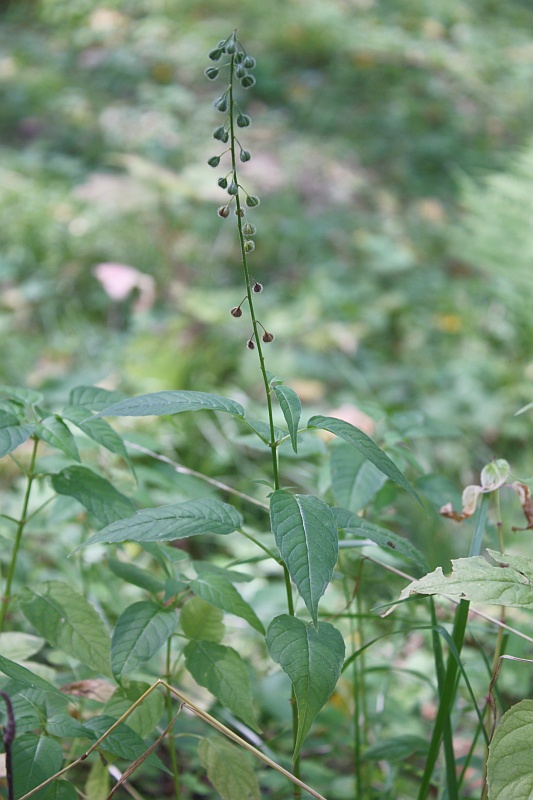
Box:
left=190, top=572, right=264, bottom=634
left=308, top=415, right=422, bottom=505
left=274, top=385, right=301, bottom=453
left=0, top=385, right=43, bottom=406
left=331, top=443, right=387, bottom=512
left=43, top=781, right=78, bottom=800
left=333, top=507, right=429, bottom=572
left=270, top=491, right=338, bottom=627
left=265, top=614, right=345, bottom=759
left=181, top=596, right=225, bottom=643
left=488, top=699, right=533, bottom=800
left=111, top=601, right=178, bottom=681
left=12, top=733, right=64, bottom=800
left=52, top=466, right=135, bottom=525
left=83, top=714, right=165, bottom=770
left=363, top=735, right=428, bottom=761
left=108, top=559, right=165, bottom=594
left=0, top=410, right=20, bottom=427
left=184, top=641, right=259, bottom=730
left=0, top=655, right=65, bottom=698
left=78, top=498, right=243, bottom=550
left=45, top=714, right=96, bottom=739
left=198, top=736, right=260, bottom=800
left=244, top=418, right=286, bottom=444
left=0, top=418, right=34, bottom=458
left=94, top=390, right=244, bottom=419
left=18, top=581, right=111, bottom=675
left=85, top=759, right=109, bottom=800
left=34, top=415, right=80, bottom=462
left=61, top=404, right=131, bottom=466
left=193, top=561, right=253, bottom=583
left=0, top=632, right=45, bottom=661
left=104, top=681, right=165, bottom=738
left=400, top=549, right=533, bottom=608
left=69, top=385, right=127, bottom=411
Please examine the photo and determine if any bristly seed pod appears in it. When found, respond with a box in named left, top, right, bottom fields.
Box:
left=208, top=156, right=221, bottom=167
left=247, top=338, right=256, bottom=350
left=240, top=149, right=251, bottom=162
left=252, top=281, right=263, bottom=293
left=244, top=239, right=255, bottom=253
left=218, top=205, right=230, bottom=218
left=231, top=306, right=243, bottom=317
left=228, top=181, right=239, bottom=196
left=246, top=195, right=260, bottom=207
left=214, top=95, right=229, bottom=113
left=205, top=67, right=219, bottom=80
left=236, top=114, right=251, bottom=128
left=262, top=331, right=275, bottom=343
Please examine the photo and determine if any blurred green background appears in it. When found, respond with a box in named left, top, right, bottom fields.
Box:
left=2, top=0, right=533, bottom=481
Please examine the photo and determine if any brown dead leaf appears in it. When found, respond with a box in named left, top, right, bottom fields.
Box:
left=60, top=679, right=115, bottom=703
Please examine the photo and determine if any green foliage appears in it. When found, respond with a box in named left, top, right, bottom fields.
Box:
left=266, top=615, right=345, bottom=760
left=184, top=641, right=259, bottom=731
left=270, top=491, right=338, bottom=627
left=488, top=700, right=533, bottom=800
left=198, top=736, right=260, bottom=800
left=1, top=7, right=533, bottom=799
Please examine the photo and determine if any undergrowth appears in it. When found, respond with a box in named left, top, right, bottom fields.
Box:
left=1, top=30, right=533, bottom=800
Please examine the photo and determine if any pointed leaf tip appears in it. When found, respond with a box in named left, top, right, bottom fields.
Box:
left=308, top=415, right=423, bottom=507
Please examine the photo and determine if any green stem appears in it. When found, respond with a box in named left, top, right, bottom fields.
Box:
left=228, top=52, right=301, bottom=795
left=165, top=639, right=181, bottom=799
left=0, top=437, right=39, bottom=633
left=228, top=55, right=279, bottom=491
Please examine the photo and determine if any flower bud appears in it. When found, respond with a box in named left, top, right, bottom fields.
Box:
left=235, top=65, right=247, bottom=80
left=262, top=331, right=275, bottom=343
left=231, top=306, right=243, bottom=317
left=225, top=40, right=236, bottom=54
left=217, top=40, right=227, bottom=48
left=234, top=208, right=244, bottom=217
left=221, top=130, right=229, bottom=143
left=218, top=205, right=230, bottom=218
left=208, top=156, right=221, bottom=167
left=205, top=67, right=219, bottom=80
left=227, top=181, right=239, bottom=196
left=236, top=114, right=251, bottom=128
left=218, top=177, right=228, bottom=189
left=242, top=222, right=256, bottom=235
left=209, top=48, right=223, bottom=61
left=214, top=95, right=229, bottom=113
left=240, top=149, right=251, bottom=162
left=252, top=281, right=263, bottom=293
left=243, top=56, right=256, bottom=69
left=234, top=52, right=245, bottom=64
left=247, top=339, right=256, bottom=350
left=213, top=125, right=227, bottom=140
left=244, top=239, right=255, bottom=253
left=241, top=75, right=256, bottom=89
left=246, top=195, right=260, bottom=207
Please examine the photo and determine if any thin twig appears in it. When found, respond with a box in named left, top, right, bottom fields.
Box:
left=125, top=441, right=268, bottom=510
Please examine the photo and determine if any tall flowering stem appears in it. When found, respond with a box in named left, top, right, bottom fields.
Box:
left=207, top=31, right=279, bottom=489
left=207, top=32, right=301, bottom=795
